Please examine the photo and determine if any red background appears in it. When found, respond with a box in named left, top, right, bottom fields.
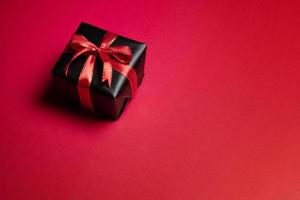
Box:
left=1, top=0, right=300, bottom=199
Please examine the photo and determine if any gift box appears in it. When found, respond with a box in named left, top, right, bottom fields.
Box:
left=52, top=22, right=147, bottom=119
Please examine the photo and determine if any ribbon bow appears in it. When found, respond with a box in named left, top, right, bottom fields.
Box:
left=64, top=33, right=138, bottom=110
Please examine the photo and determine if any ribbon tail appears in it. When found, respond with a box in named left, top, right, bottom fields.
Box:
left=101, top=61, right=113, bottom=88
left=77, top=55, right=96, bottom=110
left=99, top=52, right=113, bottom=88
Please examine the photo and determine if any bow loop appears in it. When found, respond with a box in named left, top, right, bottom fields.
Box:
left=69, top=34, right=98, bottom=51
left=103, top=46, right=132, bottom=64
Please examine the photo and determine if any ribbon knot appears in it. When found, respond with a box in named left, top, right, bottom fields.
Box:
left=64, top=33, right=138, bottom=110
left=65, top=33, right=132, bottom=88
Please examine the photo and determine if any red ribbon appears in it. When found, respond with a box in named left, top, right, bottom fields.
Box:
left=64, top=33, right=138, bottom=110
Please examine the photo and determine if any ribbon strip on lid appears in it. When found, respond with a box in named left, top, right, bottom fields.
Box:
left=64, top=33, right=138, bottom=110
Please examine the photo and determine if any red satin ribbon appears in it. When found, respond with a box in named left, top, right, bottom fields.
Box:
left=64, top=33, right=138, bottom=110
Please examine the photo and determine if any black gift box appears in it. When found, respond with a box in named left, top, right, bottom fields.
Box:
left=52, top=22, right=147, bottom=119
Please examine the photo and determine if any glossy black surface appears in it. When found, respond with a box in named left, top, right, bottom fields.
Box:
left=52, top=22, right=147, bottom=119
